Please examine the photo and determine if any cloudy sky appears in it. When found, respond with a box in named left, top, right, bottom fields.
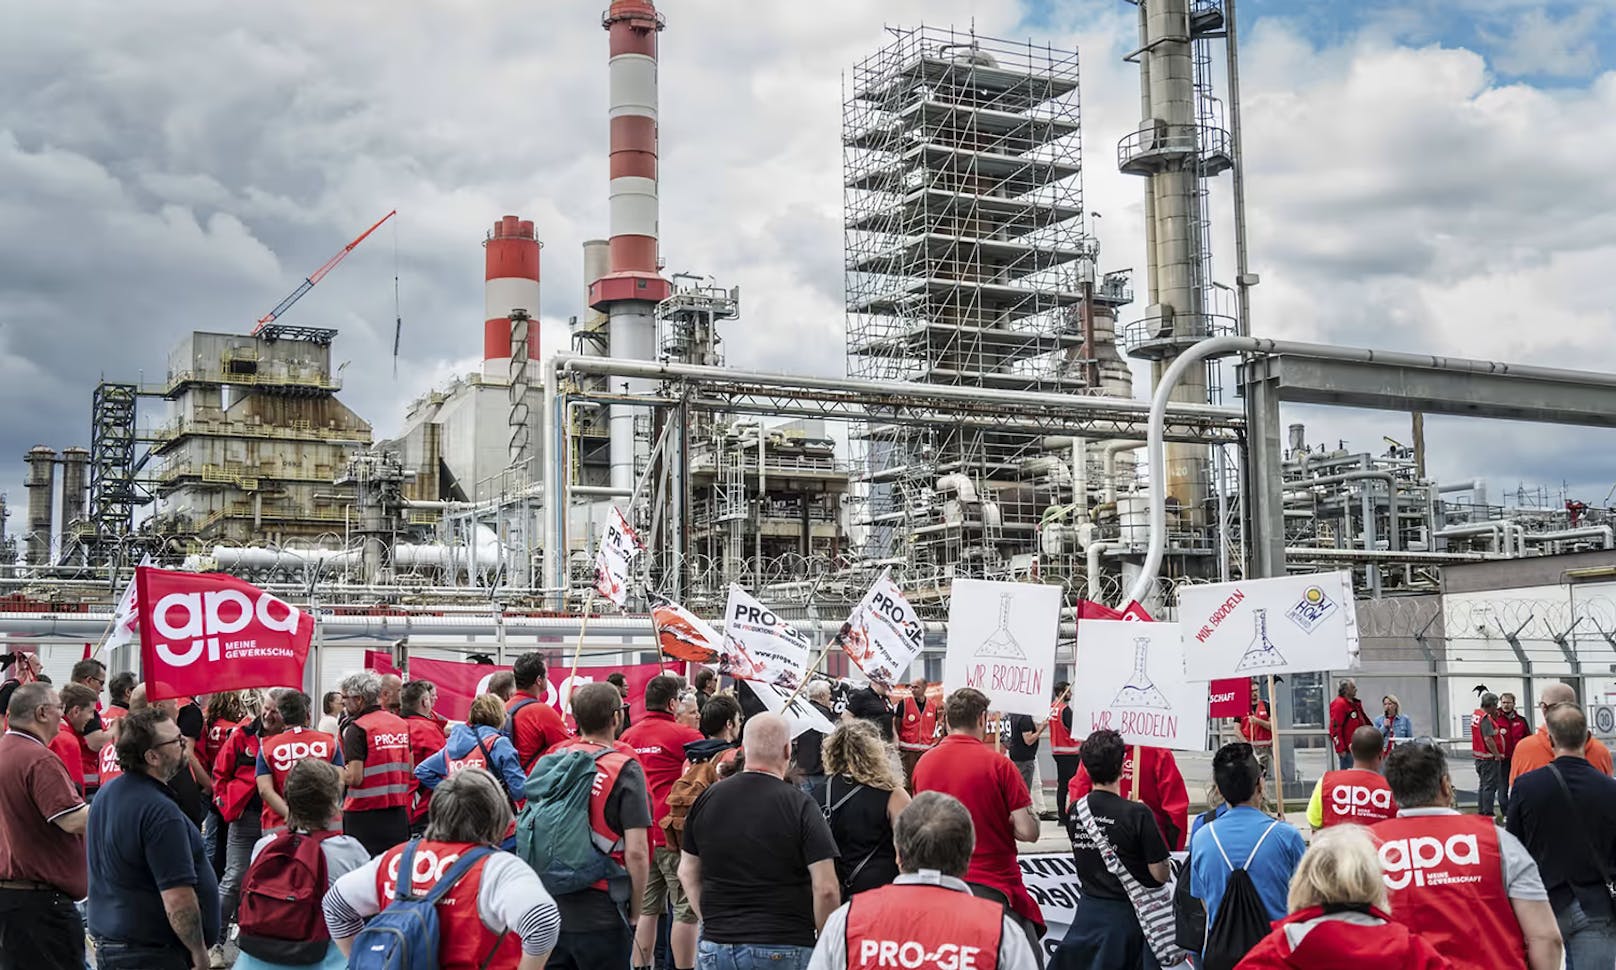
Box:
left=4, top=0, right=1616, bottom=525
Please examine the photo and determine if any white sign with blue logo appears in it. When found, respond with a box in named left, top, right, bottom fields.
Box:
left=1178, top=571, right=1359, bottom=681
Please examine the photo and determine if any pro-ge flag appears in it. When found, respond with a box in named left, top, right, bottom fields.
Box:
left=594, top=506, right=643, bottom=607
left=722, top=585, right=812, bottom=690
left=136, top=567, right=315, bottom=701
left=652, top=600, right=724, bottom=664
left=841, top=569, right=924, bottom=687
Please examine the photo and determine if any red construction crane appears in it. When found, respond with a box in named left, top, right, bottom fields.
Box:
left=253, top=209, right=397, bottom=333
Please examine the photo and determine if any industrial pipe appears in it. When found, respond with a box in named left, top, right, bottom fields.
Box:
left=1436, top=523, right=1524, bottom=557
left=1124, top=334, right=1616, bottom=607
left=559, top=355, right=1240, bottom=422
left=1087, top=541, right=1112, bottom=602
left=1103, top=441, right=1146, bottom=503
left=1522, top=526, right=1615, bottom=551
left=1290, top=471, right=1401, bottom=552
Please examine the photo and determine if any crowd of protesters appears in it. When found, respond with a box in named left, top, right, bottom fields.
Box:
left=2, top=648, right=1615, bottom=970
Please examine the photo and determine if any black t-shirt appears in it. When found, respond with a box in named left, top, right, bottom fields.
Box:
left=554, top=755, right=653, bottom=930
left=1007, top=714, right=1040, bottom=763
left=684, top=770, right=839, bottom=947
left=171, top=702, right=207, bottom=825
left=813, top=775, right=898, bottom=898
left=1069, top=790, right=1169, bottom=901
left=792, top=703, right=838, bottom=777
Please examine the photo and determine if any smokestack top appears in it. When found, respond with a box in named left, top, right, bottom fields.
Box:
left=491, top=215, right=536, bottom=241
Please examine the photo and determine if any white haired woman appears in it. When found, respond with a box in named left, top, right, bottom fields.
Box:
left=1234, top=825, right=1451, bottom=969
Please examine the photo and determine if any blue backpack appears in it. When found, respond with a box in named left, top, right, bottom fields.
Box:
left=516, top=745, right=626, bottom=896
left=347, top=841, right=494, bottom=970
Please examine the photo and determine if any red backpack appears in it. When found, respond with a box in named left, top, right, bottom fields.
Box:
left=237, top=829, right=338, bottom=965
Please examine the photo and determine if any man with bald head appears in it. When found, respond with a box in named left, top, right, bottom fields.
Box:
left=378, top=673, right=403, bottom=716
left=679, top=713, right=841, bottom=969
left=1511, top=683, right=1614, bottom=785
left=1306, top=725, right=1397, bottom=829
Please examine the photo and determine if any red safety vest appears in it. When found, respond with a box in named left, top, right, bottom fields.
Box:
left=374, top=840, right=519, bottom=970
left=441, top=736, right=518, bottom=841
left=1373, top=813, right=1525, bottom=970
left=1471, top=709, right=1502, bottom=760
left=1320, top=769, right=1397, bottom=826
left=406, top=714, right=449, bottom=825
left=896, top=695, right=939, bottom=753
left=202, top=715, right=243, bottom=776
left=344, top=709, right=413, bottom=812
left=845, top=883, right=1003, bottom=970
left=98, top=738, right=123, bottom=786
left=65, top=718, right=100, bottom=791
left=48, top=721, right=85, bottom=793
left=214, top=719, right=266, bottom=823
left=103, top=704, right=128, bottom=723
left=550, top=738, right=632, bottom=891
left=259, top=727, right=339, bottom=829
left=1048, top=702, right=1080, bottom=755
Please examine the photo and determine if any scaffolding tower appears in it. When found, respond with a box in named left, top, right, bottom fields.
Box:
left=843, top=26, right=1112, bottom=581
left=89, top=381, right=141, bottom=549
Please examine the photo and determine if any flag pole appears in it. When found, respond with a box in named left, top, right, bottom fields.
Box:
left=566, top=589, right=596, bottom=711
left=781, top=633, right=841, bottom=710
left=1130, top=745, right=1143, bottom=801
left=1268, top=673, right=1286, bottom=818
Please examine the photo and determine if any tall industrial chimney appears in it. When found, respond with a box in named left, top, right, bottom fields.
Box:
left=591, top=0, right=672, bottom=492
left=23, top=446, right=55, bottom=565
left=61, top=446, right=88, bottom=529
left=484, top=215, right=542, bottom=379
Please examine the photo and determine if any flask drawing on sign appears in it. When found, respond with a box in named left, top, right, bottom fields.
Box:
left=1236, top=609, right=1287, bottom=672
left=1112, top=636, right=1171, bottom=709
left=974, top=593, right=1028, bottom=660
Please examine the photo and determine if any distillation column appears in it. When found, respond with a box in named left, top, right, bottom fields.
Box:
left=591, top=0, right=672, bottom=493
left=1126, top=0, right=1208, bottom=524
left=23, top=446, right=55, bottom=565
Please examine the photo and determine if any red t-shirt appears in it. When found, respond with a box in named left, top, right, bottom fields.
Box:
left=47, top=721, right=84, bottom=793
left=0, top=729, right=88, bottom=898
left=620, top=710, right=702, bottom=849
left=912, top=733, right=1043, bottom=932
left=506, top=694, right=571, bottom=771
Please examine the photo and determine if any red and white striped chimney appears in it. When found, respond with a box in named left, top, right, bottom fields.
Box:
left=483, top=215, right=541, bottom=379
left=589, top=0, right=671, bottom=310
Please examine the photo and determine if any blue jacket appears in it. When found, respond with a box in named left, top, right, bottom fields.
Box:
left=414, top=723, right=526, bottom=803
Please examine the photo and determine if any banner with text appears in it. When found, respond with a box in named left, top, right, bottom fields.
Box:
left=408, top=655, right=665, bottom=724
left=841, top=569, right=925, bottom=687
left=594, top=506, right=643, bottom=607
left=944, top=580, right=1059, bottom=717
left=1071, top=619, right=1207, bottom=751
left=722, top=585, right=812, bottom=690
left=1180, top=571, right=1359, bottom=681
left=1021, top=852, right=1187, bottom=963
left=136, top=566, right=314, bottom=701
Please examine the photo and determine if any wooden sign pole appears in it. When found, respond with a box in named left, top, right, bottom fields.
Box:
left=1267, top=673, right=1286, bottom=818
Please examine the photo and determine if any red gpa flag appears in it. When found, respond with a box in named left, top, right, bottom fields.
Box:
left=135, top=567, right=314, bottom=701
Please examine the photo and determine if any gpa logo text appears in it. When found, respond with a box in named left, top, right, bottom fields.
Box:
left=1380, top=833, right=1480, bottom=890
left=151, top=589, right=302, bottom=667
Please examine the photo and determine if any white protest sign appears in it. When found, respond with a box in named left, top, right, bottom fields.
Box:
left=943, top=579, right=1059, bottom=717
left=841, top=568, right=925, bottom=687
left=722, top=585, right=812, bottom=691
left=1179, top=572, right=1359, bottom=681
left=1070, top=619, right=1208, bottom=751
left=749, top=680, right=839, bottom=740
left=593, top=506, right=643, bottom=606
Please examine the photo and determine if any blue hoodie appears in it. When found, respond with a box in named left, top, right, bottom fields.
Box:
left=414, top=723, right=526, bottom=804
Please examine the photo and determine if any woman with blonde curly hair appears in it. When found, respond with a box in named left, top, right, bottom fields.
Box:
left=812, top=720, right=911, bottom=899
